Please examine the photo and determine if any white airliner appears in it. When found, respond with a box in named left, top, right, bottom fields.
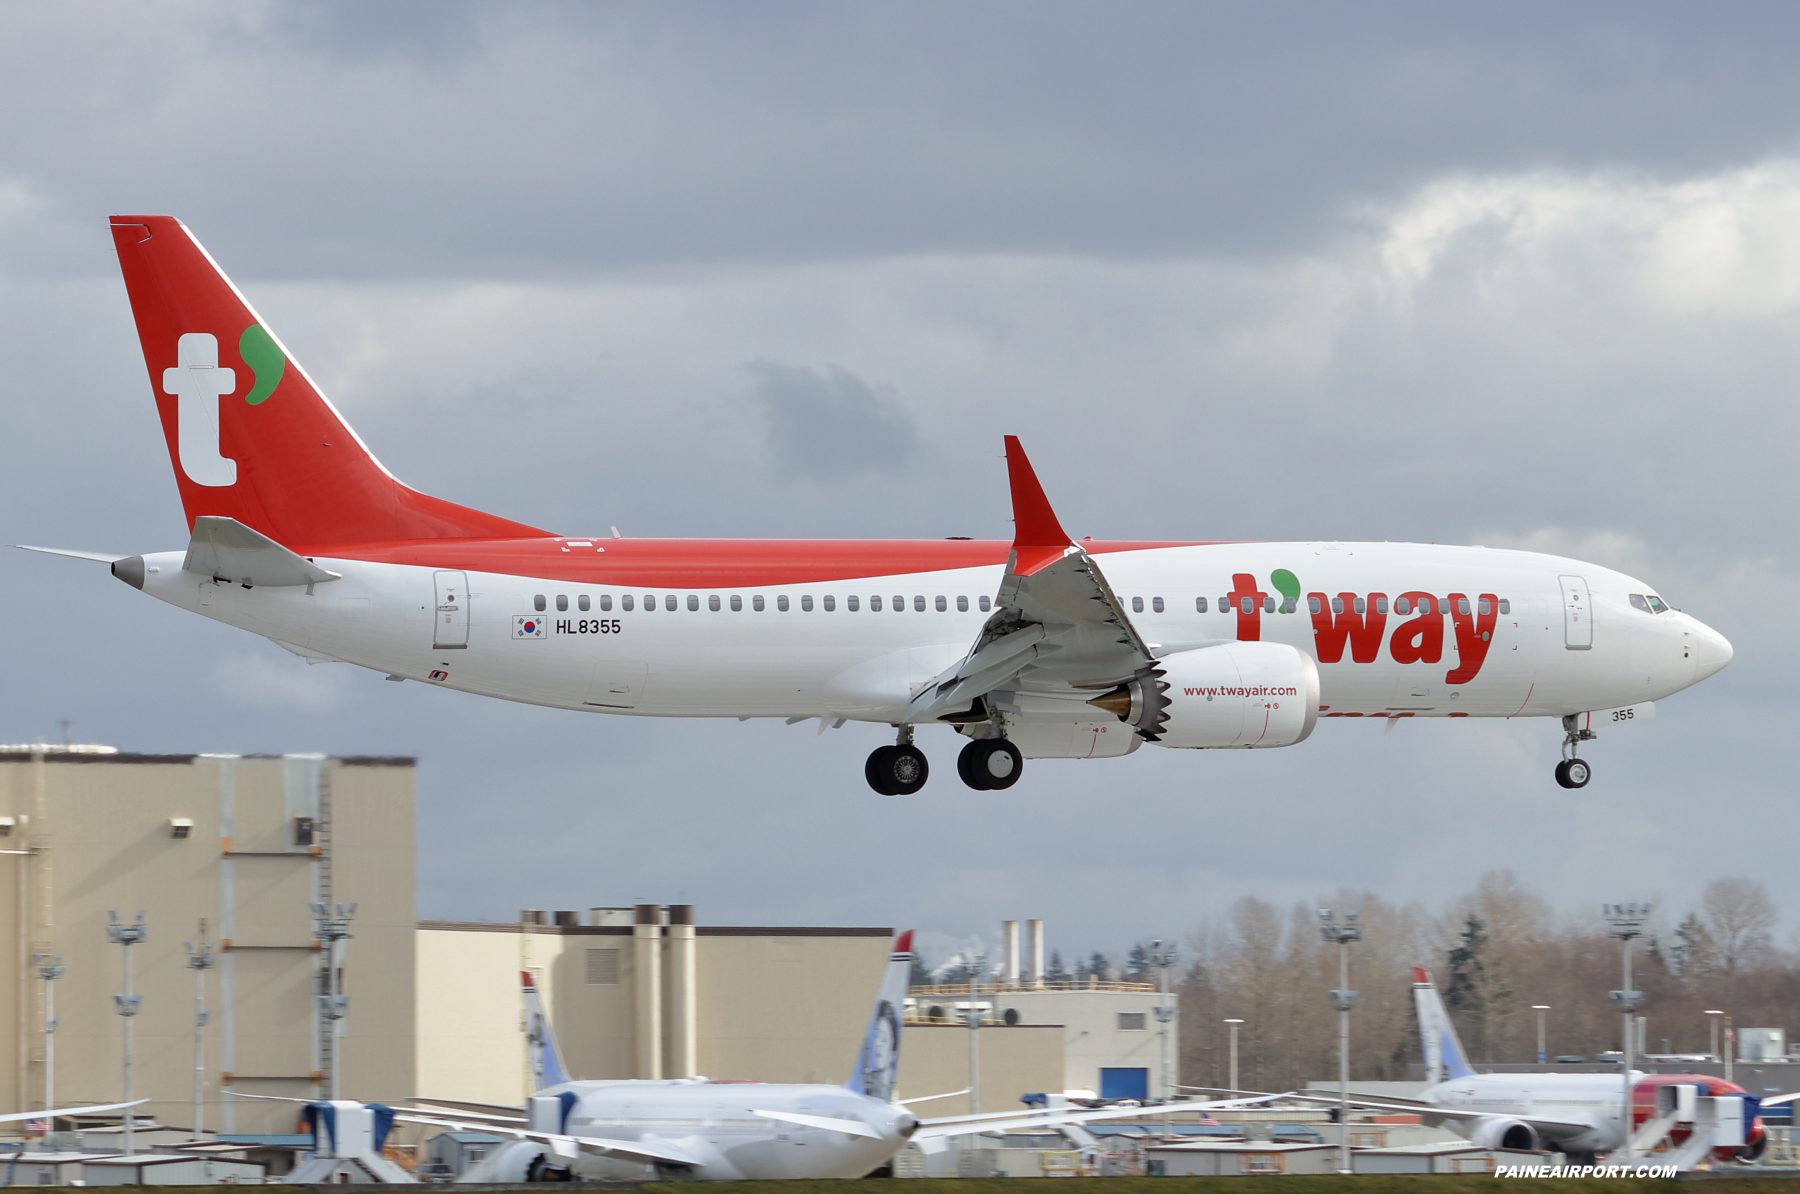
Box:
left=20, top=216, right=1732, bottom=792
left=1291, top=969, right=1771, bottom=1165
left=401, top=932, right=1255, bottom=1182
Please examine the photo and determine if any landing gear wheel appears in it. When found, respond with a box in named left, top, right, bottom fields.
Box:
left=866, top=744, right=928, bottom=795
left=958, top=738, right=1023, bottom=790
left=1554, top=758, right=1591, bottom=789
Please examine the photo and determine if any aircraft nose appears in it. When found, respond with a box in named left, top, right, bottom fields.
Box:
left=1687, top=618, right=1733, bottom=682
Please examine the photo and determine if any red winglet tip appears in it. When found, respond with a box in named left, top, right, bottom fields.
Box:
left=895, top=930, right=914, bottom=954
left=1411, top=967, right=1431, bottom=985
left=522, top=970, right=536, bottom=987
left=1004, top=436, right=1071, bottom=562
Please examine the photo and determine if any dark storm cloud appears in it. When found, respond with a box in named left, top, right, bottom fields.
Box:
left=748, top=361, right=922, bottom=482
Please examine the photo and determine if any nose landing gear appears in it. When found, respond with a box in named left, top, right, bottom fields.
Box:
left=1556, top=714, right=1595, bottom=789
left=866, top=725, right=929, bottom=795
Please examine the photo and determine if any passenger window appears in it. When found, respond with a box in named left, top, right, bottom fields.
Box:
left=1263, top=597, right=1274, bottom=613
left=1375, top=596, right=1388, bottom=615
left=848, top=595, right=860, bottom=611
left=645, top=594, right=656, bottom=611
left=578, top=595, right=590, bottom=612
left=1281, top=597, right=1295, bottom=613
left=935, top=595, right=947, bottom=612
left=1455, top=597, right=1468, bottom=616
left=534, top=594, right=547, bottom=612
left=1331, top=597, right=1344, bottom=615
left=979, top=596, right=991, bottom=611
left=731, top=595, right=743, bottom=611
left=871, top=595, right=883, bottom=611
left=708, top=595, right=721, bottom=612
left=686, top=594, right=698, bottom=612
left=1499, top=598, right=1510, bottom=615
left=777, top=595, right=790, bottom=612
left=1478, top=597, right=1491, bottom=616
left=1308, top=596, right=1321, bottom=615
left=753, top=595, right=765, bottom=611
left=556, top=595, right=569, bottom=612
left=599, top=594, right=613, bottom=612
left=1647, top=595, right=1668, bottom=614
left=894, top=595, right=905, bottom=612
left=1131, top=596, right=1144, bottom=613
left=801, top=595, right=813, bottom=612
left=1395, top=597, right=1411, bottom=615
left=957, top=595, right=969, bottom=612
left=1352, top=597, right=1364, bottom=615
left=1153, top=597, right=1165, bottom=613
left=1629, top=594, right=1650, bottom=613
left=913, top=595, right=924, bottom=612
left=823, top=595, right=835, bottom=611
left=621, top=594, right=634, bottom=612
left=1219, top=597, right=1229, bottom=613
left=1196, top=597, right=1208, bottom=613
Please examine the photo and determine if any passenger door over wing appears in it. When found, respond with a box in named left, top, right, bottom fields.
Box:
left=434, top=570, right=469, bottom=649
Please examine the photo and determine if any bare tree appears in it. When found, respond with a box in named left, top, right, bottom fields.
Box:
left=1702, top=877, right=1777, bottom=987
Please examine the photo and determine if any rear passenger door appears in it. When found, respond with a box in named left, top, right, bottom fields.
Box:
left=433, top=570, right=469, bottom=649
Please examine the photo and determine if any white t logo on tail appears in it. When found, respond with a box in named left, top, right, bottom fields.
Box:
left=163, top=333, right=238, bottom=487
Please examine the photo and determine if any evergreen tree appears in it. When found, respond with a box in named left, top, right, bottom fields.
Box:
left=1125, top=943, right=1153, bottom=982
left=1087, top=950, right=1112, bottom=982
left=1046, top=949, right=1070, bottom=984
left=909, top=951, right=932, bottom=988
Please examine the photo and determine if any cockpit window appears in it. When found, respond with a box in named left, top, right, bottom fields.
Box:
left=1630, top=594, right=1651, bottom=613
left=1647, top=595, right=1669, bottom=614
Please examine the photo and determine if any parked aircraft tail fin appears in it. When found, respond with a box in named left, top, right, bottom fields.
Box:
left=1413, top=966, right=1475, bottom=1085
left=108, top=216, right=551, bottom=548
left=523, top=970, right=569, bottom=1091
left=845, top=931, right=912, bottom=1103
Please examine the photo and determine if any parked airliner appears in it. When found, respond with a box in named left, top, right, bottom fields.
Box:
left=19, top=216, right=1732, bottom=792
left=400, top=933, right=1258, bottom=1182
left=1292, top=969, right=1772, bottom=1165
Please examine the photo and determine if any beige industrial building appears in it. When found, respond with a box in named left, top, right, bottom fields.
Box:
left=0, top=746, right=416, bottom=1135
left=0, top=744, right=1171, bottom=1140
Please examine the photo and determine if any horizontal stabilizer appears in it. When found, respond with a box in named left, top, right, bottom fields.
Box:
left=0, top=1098, right=149, bottom=1125
left=13, top=545, right=125, bottom=564
left=184, top=516, right=340, bottom=587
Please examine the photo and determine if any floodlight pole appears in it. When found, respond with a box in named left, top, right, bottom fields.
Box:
left=966, top=950, right=987, bottom=1130
left=1150, top=941, right=1177, bottom=1134
left=185, top=921, right=215, bottom=1140
left=1705, top=1010, right=1723, bottom=1064
left=106, top=910, right=147, bottom=1156
left=1532, top=1005, right=1550, bottom=1065
left=1224, top=1019, right=1244, bottom=1094
left=1319, top=909, right=1362, bottom=1174
left=1604, top=903, right=1648, bottom=1162
left=36, top=954, right=63, bottom=1126
left=311, top=902, right=357, bottom=1101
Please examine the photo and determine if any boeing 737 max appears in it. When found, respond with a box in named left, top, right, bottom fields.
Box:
left=18, top=216, right=1733, bottom=792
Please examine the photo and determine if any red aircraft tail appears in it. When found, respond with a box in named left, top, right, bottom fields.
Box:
left=109, top=216, right=550, bottom=549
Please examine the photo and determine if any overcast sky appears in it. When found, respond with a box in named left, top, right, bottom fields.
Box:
left=3, top=3, right=1797, bottom=969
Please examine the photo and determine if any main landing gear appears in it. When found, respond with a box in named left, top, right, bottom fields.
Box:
left=958, top=737, right=1023, bottom=790
left=866, top=726, right=929, bottom=796
left=1556, top=714, right=1595, bottom=789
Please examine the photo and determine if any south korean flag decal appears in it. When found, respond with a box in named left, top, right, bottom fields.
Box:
left=514, top=615, right=547, bottom=639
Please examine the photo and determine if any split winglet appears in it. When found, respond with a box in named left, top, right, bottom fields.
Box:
left=1004, top=436, right=1073, bottom=576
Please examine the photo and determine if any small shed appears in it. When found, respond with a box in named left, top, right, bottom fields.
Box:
left=1353, top=1143, right=1548, bottom=1175
left=81, top=1152, right=266, bottom=1185
left=426, top=1131, right=506, bottom=1176
left=0, top=1151, right=119, bottom=1186
left=1145, top=1141, right=1338, bottom=1176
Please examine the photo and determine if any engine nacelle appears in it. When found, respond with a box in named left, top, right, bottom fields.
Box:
left=1087, top=641, right=1320, bottom=748
left=1467, top=1117, right=1541, bottom=1152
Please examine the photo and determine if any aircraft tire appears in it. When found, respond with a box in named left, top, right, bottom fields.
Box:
left=865, top=746, right=900, bottom=795
left=958, top=740, right=995, bottom=789
left=867, top=744, right=929, bottom=795
left=965, top=738, right=1023, bottom=790
left=1555, top=759, right=1591, bottom=789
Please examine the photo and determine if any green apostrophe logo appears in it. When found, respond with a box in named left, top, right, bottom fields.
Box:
left=1270, top=568, right=1301, bottom=612
left=239, top=323, right=286, bottom=405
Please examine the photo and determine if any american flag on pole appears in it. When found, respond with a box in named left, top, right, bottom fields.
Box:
left=26, top=1119, right=46, bottom=1134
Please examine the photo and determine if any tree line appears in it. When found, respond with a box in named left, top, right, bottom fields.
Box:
left=1147, top=872, right=1787, bottom=1092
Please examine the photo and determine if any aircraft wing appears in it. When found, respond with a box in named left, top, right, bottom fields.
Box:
left=913, top=1094, right=1285, bottom=1142
left=906, top=437, right=1158, bottom=725
left=750, top=1108, right=885, bottom=1139
left=0, top=1098, right=148, bottom=1124
left=1280, top=1091, right=1591, bottom=1135
left=397, top=1113, right=703, bottom=1168
left=1759, top=1091, right=1800, bottom=1108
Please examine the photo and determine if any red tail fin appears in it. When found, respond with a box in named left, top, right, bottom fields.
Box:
left=110, top=216, right=551, bottom=548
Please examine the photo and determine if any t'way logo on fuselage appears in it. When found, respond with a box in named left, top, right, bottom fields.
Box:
left=1225, top=572, right=1500, bottom=685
